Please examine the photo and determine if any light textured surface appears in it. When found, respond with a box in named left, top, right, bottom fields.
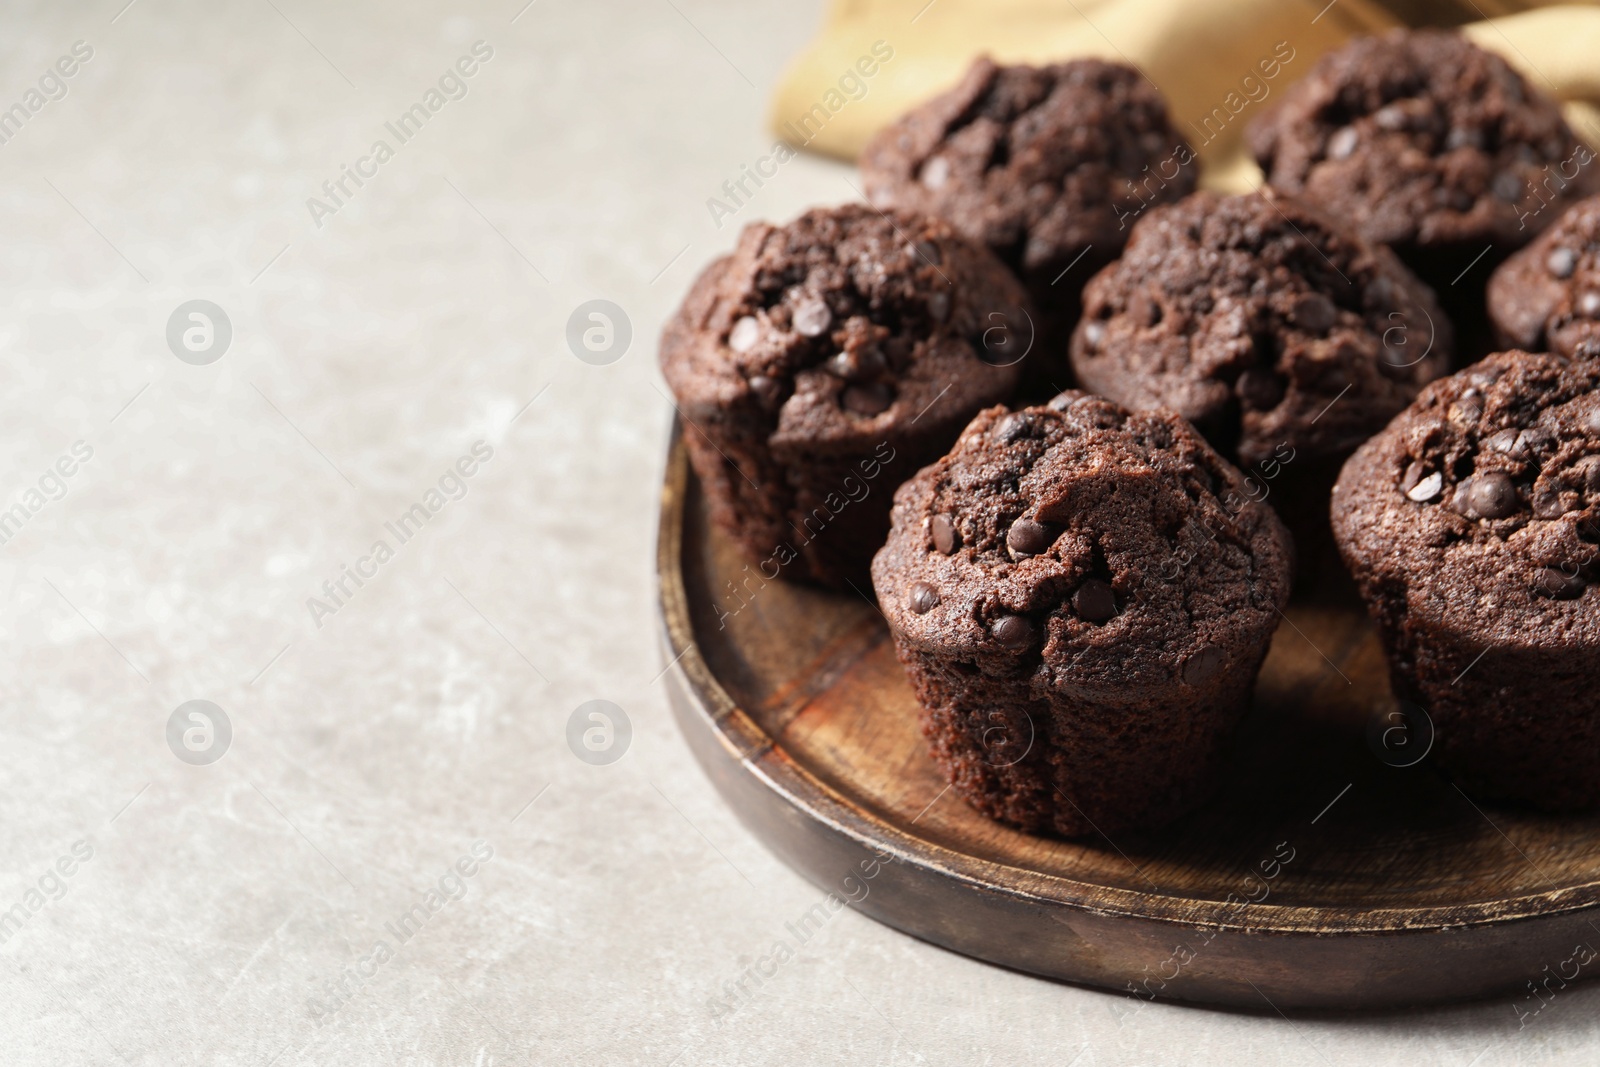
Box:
left=1, top=1, right=1597, bottom=1064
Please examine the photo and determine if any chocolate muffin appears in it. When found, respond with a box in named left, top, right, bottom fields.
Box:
left=1071, top=189, right=1452, bottom=470
left=860, top=57, right=1197, bottom=387
left=871, top=392, right=1293, bottom=837
left=1488, top=194, right=1600, bottom=356
left=1333, top=350, right=1600, bottom=809
left=660, top=204, right=1030, bottom=589
left=1248, top=29, right=1599, bottom=331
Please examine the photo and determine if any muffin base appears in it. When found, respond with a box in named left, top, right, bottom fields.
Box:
left=1363, top=594, right=1600, bottom=811
left=681, top=417, right=966, bottom=591
left=896, top=644, right=1268, bottom=837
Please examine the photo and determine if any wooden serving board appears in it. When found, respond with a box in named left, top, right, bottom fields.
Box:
left=656, top=424, right=1600, bottom=1011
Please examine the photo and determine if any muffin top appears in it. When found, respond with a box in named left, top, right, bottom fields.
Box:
left=1333, top=350, right=1600, bottom=637
left=1070, top=190, right=1452, bottom=468
left=871, top=392, right=1293, bottom=695
left=859, top=57, right=1196, bottom=288
left=1488, top=194, right=1600, bottom=357
left=1248, top=29, right=1598, bottom=252
left=659, top=204, right=1029, bottom=452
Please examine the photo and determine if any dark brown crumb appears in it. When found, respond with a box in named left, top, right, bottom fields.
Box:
left=1488, top=193, right=1600, bottom=356
left=861, top=56, right=1197, bottom=383
left=872, top=391, right=1293, bottom=836
left=1071, top=189, right=1452, bottom=469
left=1249, top=29, right=1600, bottom=260
left=661, top=203, right=1029, bottom=587
left=1333, top=350, right=1600, bottom=809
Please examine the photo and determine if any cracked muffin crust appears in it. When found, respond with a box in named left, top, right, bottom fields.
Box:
left=661, top=203, right=1030, bottom=588
left=1332, top=350, right=1600, bottom=808
left=1070, top=190, right=1452, bottom=470
left=860, top=57, right=1197, bottom=383
left=1248, top=29, right=1600, bottom=286
left=871, top=392, right=1293, bottom=836
left=1488, top=194, right=1600, bottom=357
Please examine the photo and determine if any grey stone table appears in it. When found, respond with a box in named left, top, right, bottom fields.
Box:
left=0, top=0, right=1595, bottom=1063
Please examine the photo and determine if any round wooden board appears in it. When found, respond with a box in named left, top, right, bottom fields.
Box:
left=656, top=424, right=1600, bottom=1011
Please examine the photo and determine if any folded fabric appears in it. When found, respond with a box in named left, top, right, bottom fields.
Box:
left=769, top=0, right=1600, bottom=192
left=1463, top=6, right=1600, bottom=147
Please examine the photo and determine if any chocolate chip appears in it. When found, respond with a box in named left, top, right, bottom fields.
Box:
left=1006, top=520, right=1054, bottom=559
left=792, top=299, right=832, bottom=337
left=1365, top=277, right=1399, bottom=314
left=1485, top=428, right=1521, bottom=455
left=1381, top=336, right=1414, bottom=369
left=1532, top=485, right=1571, bottom=518
left=747, top=374, right=781, bottom=407
left=921, top=156, right=950, bottom=189
left=1536, top=567, right=1586, bottom=600
left=728, top=316, right=760, bottom=353
left=1072, top=579, right=1117, bottom=623
left=1547, top=247, right=1578, bottom=279
left=1327, top=127, right=1358, bottom=160
left=1445, top=126, right=1485, bottom=151
left=930, top=514, right=957, bottom=554
left=994, top=412, right=1035, bottom=443
left=913, top=239, right=942, bottom=266
left=1181, top=645, right=1225, bottom=686
left=1378, top=339, right=1417, bottom=381
left=1450, top=397, right=1484, bottom=425
left=979, top=304, right=1032, bottom=367
left=909, top=582, right=940, bottom=614
left=927, top=290, right=950, bottom=322
left=1406, top=471, right=1443, bottom=503
left=1493, top=171, right=1527, bottom=203
left=1517, top=427, right=1554, bottom=456
left=1579, top=292, right=1600, bottom=319
left=1083, top=321, right=1106, bottom=348
left=842, top=383, right=893, bottom=415
left=1585, top=407, right=1600, bottom=435
left=1464, top=471, right=1519, bottom=519
left=827, top=348, right=887, bottom=381
left=1290, top=293, right=1338, bottom=333
left=1236, top=368, right=1285, bottom=410
left=992, top=615, right=1035, bottom=651
left=1374, top=104, right=1408, bottom=131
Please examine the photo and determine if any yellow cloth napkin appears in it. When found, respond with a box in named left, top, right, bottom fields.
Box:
left=769, top=0, right=1600, bottom=192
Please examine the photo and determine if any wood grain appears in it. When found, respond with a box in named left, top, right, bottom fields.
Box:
left=657, top=424, right=1600, bottom=1010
